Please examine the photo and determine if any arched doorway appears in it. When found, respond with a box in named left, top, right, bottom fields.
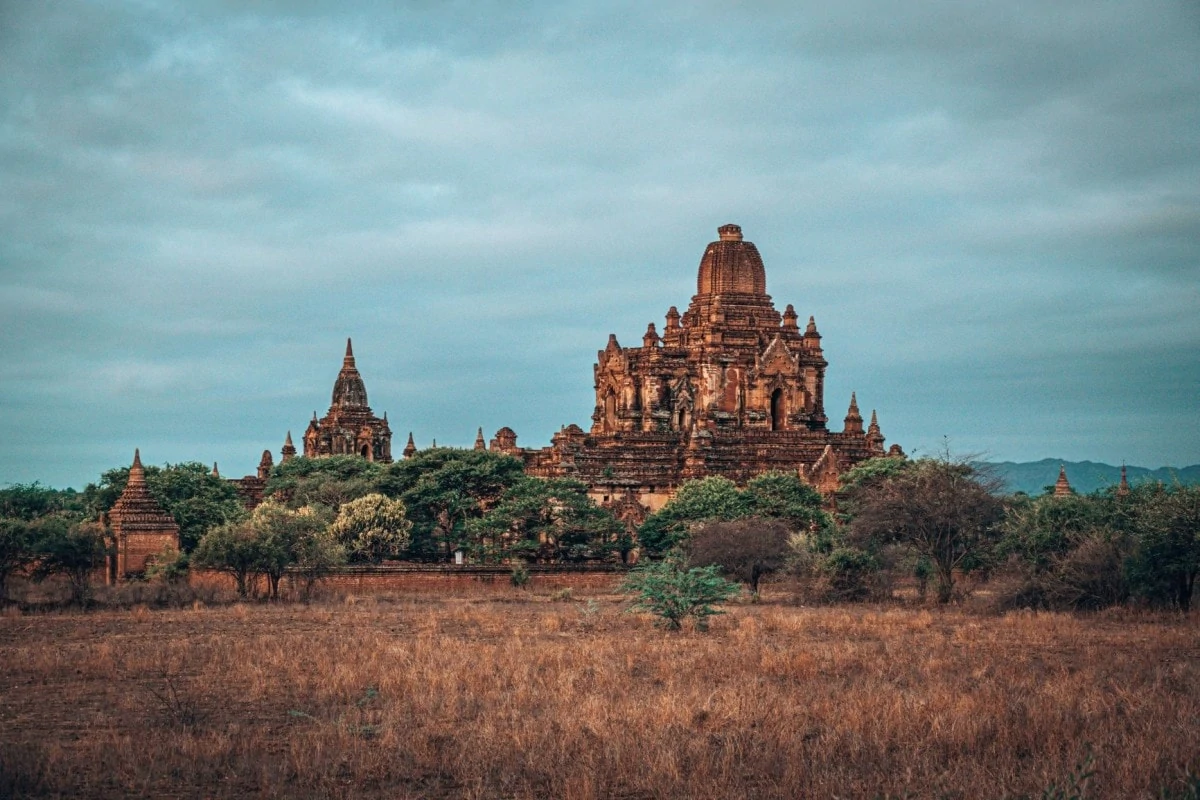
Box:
left=604, top=390, right=617, bottom=432
left=360, top=444, right=372, bottom=460
left=771, top=388, right=785, bottom=431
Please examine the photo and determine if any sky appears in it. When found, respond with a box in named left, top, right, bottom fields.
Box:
left=1, top=0, right=1198, bottom=489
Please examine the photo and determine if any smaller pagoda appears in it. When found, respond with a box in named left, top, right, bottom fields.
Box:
left=103, top=449, right=180, bottom=583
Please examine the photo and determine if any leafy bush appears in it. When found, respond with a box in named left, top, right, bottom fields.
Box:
left=621, top=557, right=740, bottom=631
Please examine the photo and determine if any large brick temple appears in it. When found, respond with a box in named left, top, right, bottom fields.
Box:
left=481, top=223, right=903, bottom=523
left=267, top=223, right=899, bottom=526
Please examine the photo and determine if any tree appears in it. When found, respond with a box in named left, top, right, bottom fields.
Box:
left=265, top=455, right=383, bottom=511
left=622, top=557, right=741, bottom=631
left=30, top=518, right=108, bottom=605
left=1127, top=485, right=1200, bottom=611
left=84, top=462, right=245, bottom=551
left=467, top=477, right=622, bottom=563
left=846, top=456, right=1005, bottom=603
left=291, top=521, right=345, bottom=600
left=0, top=482, right=84, bottom=520
left=192, top=521, right=262, bottom=598
left=687, top=516, right=791, bottom=597
left=745, top=472, right=828, bottom=532
left=637, top=477, right=751, bottom=556
left=0, top=518, right=33, bottom=602
left=379, top=449, right=525, bottom=561
left=328, top=493, right=412, bottom=563
left=248, top=502, right=335, bottom=599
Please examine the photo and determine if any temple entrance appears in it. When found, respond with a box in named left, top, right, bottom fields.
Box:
left=771, top=388, right=785, bottom=431
left=360, top=444, right=371, bottom=460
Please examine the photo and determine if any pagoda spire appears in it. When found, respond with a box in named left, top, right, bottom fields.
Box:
left=1117, top=463, right=1130, bottom=497
left=403, top=432, right=416, bottom=459
left=281, top=431, right=296, bottom=463
left=844, top=392, right=863, bottom=434
left=212, top=462, right=219, bottom=478
left=130, top=448, right=145, bottom=481
left=1053, top=465, right=1073, bottom=496
left=345, top=337, right=355, bottom=363
left=475, top=427, right=486, bottom=450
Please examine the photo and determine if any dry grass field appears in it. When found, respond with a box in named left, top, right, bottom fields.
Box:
left=1, top=584, right=1197, bottom=799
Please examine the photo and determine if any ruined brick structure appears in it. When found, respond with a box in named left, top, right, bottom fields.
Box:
left=102, top=449, right=180, bottom=583
left=482, top=224, right=902, bottom=517
left=303, top=339, right=393, bottom=463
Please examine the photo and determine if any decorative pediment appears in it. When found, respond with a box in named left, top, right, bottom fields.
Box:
left=759, top=335, right=798, bottom=377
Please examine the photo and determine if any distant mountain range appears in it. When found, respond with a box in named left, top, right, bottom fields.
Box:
left=980, top=459, right=1200, bottom=496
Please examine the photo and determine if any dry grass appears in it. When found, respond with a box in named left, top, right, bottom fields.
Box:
left=0, top=591, right=1197, bottom=799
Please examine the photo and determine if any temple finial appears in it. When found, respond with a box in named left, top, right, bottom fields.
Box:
left=403, top=432, right=416, bottom=459
left=346, top=337, right=354, bottom=358
left=133, top=448, right=142, bottom=469
left=285, top=431, right=293, bottom=446
left=1117, top=463, right=1130, bottom=497
left=475, top=427, right=486, bottom=450
left=848, top=392, right=860, bottom=415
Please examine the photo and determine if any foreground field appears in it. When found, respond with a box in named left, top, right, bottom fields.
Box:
left=1, top=589, right=1197, bottom=799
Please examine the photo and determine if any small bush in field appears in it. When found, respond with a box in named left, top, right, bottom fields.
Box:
left=621, top=557, right=740, bottom=631
left=510, top=564, right=530, bottom=588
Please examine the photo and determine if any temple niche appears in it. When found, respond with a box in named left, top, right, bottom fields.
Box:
left=303, top=339, right=393, bottom=463
left=498, top=224, right=903, bottom=513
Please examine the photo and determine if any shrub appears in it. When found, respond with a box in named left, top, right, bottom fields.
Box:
left=621, top=557, right=740, bottom=631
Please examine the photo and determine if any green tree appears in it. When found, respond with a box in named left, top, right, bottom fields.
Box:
left=687, top=516, right=791, bottom=597
left=378, top=448, right=525, bottom=561
left=745, top=472, right=828, bottom=531
left=84, top=462, right=245, bottom=551
left=622, top=557, right=741, bottom=631
left=291, top=520, right=345, bottom=599
left=265, top=455, right=383, bottom=511
left=328, top=493, right=412, bottom=563
left=1127, top=484, right=1200, bottom=611
left=467, top=477, right=622, bottom=563
left=638, top=477, right=751, bottom=556
left=192, top=521, right=263, bottom=598
left=248, top=502, right=336, bottom=599
left=0, top=482, right=84, bottom=520
left=30, top=518, right=108, bottom=605
left=0, top=518, right=34, bottom=602
left=846, top=456, right=1005, bottom=603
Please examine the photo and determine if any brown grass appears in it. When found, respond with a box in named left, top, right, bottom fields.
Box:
left=0, top=588, right=1197, bottom=799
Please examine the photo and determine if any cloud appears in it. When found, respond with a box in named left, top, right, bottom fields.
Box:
left=0, top=0, right=1197, bottom=486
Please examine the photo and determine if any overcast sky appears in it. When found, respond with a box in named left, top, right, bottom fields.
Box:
left=2, top=0, right=1198, bottom=488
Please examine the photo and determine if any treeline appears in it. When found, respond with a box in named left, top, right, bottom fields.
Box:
left=641, top=455, right=1198, bottom=612
left=1, top=450, right=1197, bottom=611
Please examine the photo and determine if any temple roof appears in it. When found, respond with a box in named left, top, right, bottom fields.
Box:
left=696, top=223, right=767, bottom=296
left=331, top=337, right=369, bottom=409
left=108, top=449, right=179, bottom=532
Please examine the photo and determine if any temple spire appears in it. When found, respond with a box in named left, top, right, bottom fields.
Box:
left=212, top=462, right=219, bottom=478
left=281, top=431, right=296, bottom=463
left=844, top=392, right=863, bottom=434
left=345, top=337, right=355, bottom=363
left=130, top=448, right=145, bottom=481
left=403, top=432, right=416, bottom=459
left=1054, top=465, right=1073, bottom=496
left=475, top=427, right=486, bottom=450
left=1117, top=463, right=1130, bottom=497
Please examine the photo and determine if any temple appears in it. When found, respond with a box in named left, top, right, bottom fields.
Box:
left=303, top=339, right=393, bottom=463
left=102, top=449, right=180, bottom=582
left=480, top=224, right=902, bottom=519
